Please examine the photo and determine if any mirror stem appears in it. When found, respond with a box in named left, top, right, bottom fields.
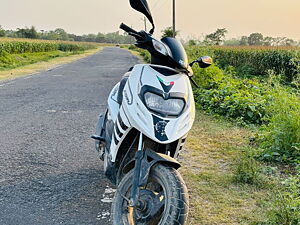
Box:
left=189, top=60, right=196, bottom=67
left=188, top=76, right=199, bottom=88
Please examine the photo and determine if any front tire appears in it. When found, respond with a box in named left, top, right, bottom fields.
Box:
left=111, top=164, right=189, bottom=225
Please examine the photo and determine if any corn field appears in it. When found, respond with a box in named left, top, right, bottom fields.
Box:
left=186, top=46, right=300, bottom=82
left=0, top=38, right=98, bottom=54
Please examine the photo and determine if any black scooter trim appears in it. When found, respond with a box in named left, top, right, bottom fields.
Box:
left=123, top=148, right=181, bottom=187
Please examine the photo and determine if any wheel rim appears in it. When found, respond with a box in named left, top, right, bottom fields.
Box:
left=121, top=176, right=166, bottom=225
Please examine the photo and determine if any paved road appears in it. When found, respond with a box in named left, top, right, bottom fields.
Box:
left=0, top=47, right=139, bottom=225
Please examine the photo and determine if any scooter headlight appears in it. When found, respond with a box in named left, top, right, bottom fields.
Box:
left=144, top=92, right=185, bottom=116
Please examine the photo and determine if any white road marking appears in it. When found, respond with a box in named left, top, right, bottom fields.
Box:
left=46, top=110, right=57, bottom=113
left=0, top=81, right=16, bottom=87
left=101, top=187, right=116, bottom=203
left=0, top=179, right=6, bottom=183
left=53, top=75, right=63, bottom=77
left=101, top=198, right=113, bottom=203
left=96, top=211, right=110, bottom=220
left=104, top=188, right=116, bottom=194
left=97, top=187, right=115, bottom=221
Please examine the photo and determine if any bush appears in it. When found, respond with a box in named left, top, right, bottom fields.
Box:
left=188, top=47, right=300, bottom=162
left=257, top=77, right=300, bottom=163
left=193, top=69, right=270, bottom=125
left=233, top=148, right=262, bottom=185
left=266, top=175, right=300, bottom=225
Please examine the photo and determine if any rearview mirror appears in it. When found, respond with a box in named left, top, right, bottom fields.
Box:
left=129, top=0, right=155, bottom=34
left=197, top=56, right=213, bottom=68
left=190, top=56, right=213, bottom=68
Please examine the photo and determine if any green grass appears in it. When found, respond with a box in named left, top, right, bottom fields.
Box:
left=0, top=37, right=98, bottom=54
left=0, top=51, right=76, bottom=70
left=0, top=48, right=102, bottom=81
left=0, top=37, right=101, bottom=72
left=180, top=112, right=276, bottom=225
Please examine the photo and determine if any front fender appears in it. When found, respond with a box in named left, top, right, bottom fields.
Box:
left=122, top=149, right=181, bottom=186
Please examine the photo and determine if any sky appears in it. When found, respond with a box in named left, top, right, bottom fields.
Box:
left=0, top=0, right=300, bottom=41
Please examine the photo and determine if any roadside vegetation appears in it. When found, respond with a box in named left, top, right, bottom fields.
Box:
left=128, top=44, right=300, bottom=224
left=0, top=38, right=103, bottom=80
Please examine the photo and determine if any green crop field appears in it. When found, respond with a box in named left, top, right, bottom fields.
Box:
left=187, top=45, right=300, bottom=82
left=0, top=38, right=100, bottom=70
left=0, top=38, right=98, bottom=54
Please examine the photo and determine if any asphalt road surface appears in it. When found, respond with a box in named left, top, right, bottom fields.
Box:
left=0, top=47, right=139, bottom=225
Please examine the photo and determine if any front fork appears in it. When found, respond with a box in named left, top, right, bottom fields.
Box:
left=127, top=132, right=144, bottom=224
left=129, top=132, right=144, bottom=207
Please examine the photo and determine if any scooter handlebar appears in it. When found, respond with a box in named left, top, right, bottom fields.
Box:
left=120, top=23, right=138, bottom=35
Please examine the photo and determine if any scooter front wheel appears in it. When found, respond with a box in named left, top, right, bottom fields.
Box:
left=111, top=163, right=189, bottom=225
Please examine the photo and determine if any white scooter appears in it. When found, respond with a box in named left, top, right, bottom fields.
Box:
left=92, top=0, right=212, bottom=224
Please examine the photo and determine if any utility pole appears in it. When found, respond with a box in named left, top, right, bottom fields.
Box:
left=140, top=17, right=147, bottom=32
left=172, top=0, right=176, bottom=37
left=144, top=17, right=147, bottom=32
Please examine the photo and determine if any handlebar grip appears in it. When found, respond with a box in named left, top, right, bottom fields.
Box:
left=120, top=23, right=138, bottom=34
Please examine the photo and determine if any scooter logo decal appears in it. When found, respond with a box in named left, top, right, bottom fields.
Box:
left=152, top=115, right=169, bottom=141
left=157, top=76, right=174, bottom=93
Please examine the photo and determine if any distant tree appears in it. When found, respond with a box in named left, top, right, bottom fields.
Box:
left=248, top=33, right=264, bottom=45
left=239, top=36, right=248, bottom=45
left=282, top=38, right=296, bottom=46
left=0, top=25, right=5, bottom=37
left=223, top=38, right=240, bottom=46
left=16, top=28, right=26, bottom=38
left=262, top=36, right=275, bottom=46
left=42, top=31, right=60, bottom=40
left=5, top=30, right=17, bottom=38
left=161, top=27, right=179, bottom=38
left=204, top=28, right=227, bottom=45
left=29, top=26, right=39, bottom=39
left=95, top=33, right=106, bottom=43
left=54, top=28, right=69, bottom=40
left=82, top=34, right=97, bottom=42
left=123, top=33, right=135, bottom=44
left=68, top=33, right=82, bottom=42
left=15, top=26, right=39, bottom=39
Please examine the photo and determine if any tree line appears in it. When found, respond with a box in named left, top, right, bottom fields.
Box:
left=0, top=25, right=135, bottom=44
left=187, top=28, right=300, bottom=47
left=1, top=25, right=299, bottom=47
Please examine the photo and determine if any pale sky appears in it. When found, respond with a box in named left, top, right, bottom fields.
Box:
left=0, top=0, right=300, bottom=40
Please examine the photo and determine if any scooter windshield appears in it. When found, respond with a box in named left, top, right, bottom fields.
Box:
left=161, top=37, right=189, bottom=70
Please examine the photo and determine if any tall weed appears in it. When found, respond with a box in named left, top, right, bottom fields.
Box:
left=266, top=175, right=300, bottom=225
left=257, top=78, right=300, bottom=162
left=233, top=147, right=262, bottom=185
